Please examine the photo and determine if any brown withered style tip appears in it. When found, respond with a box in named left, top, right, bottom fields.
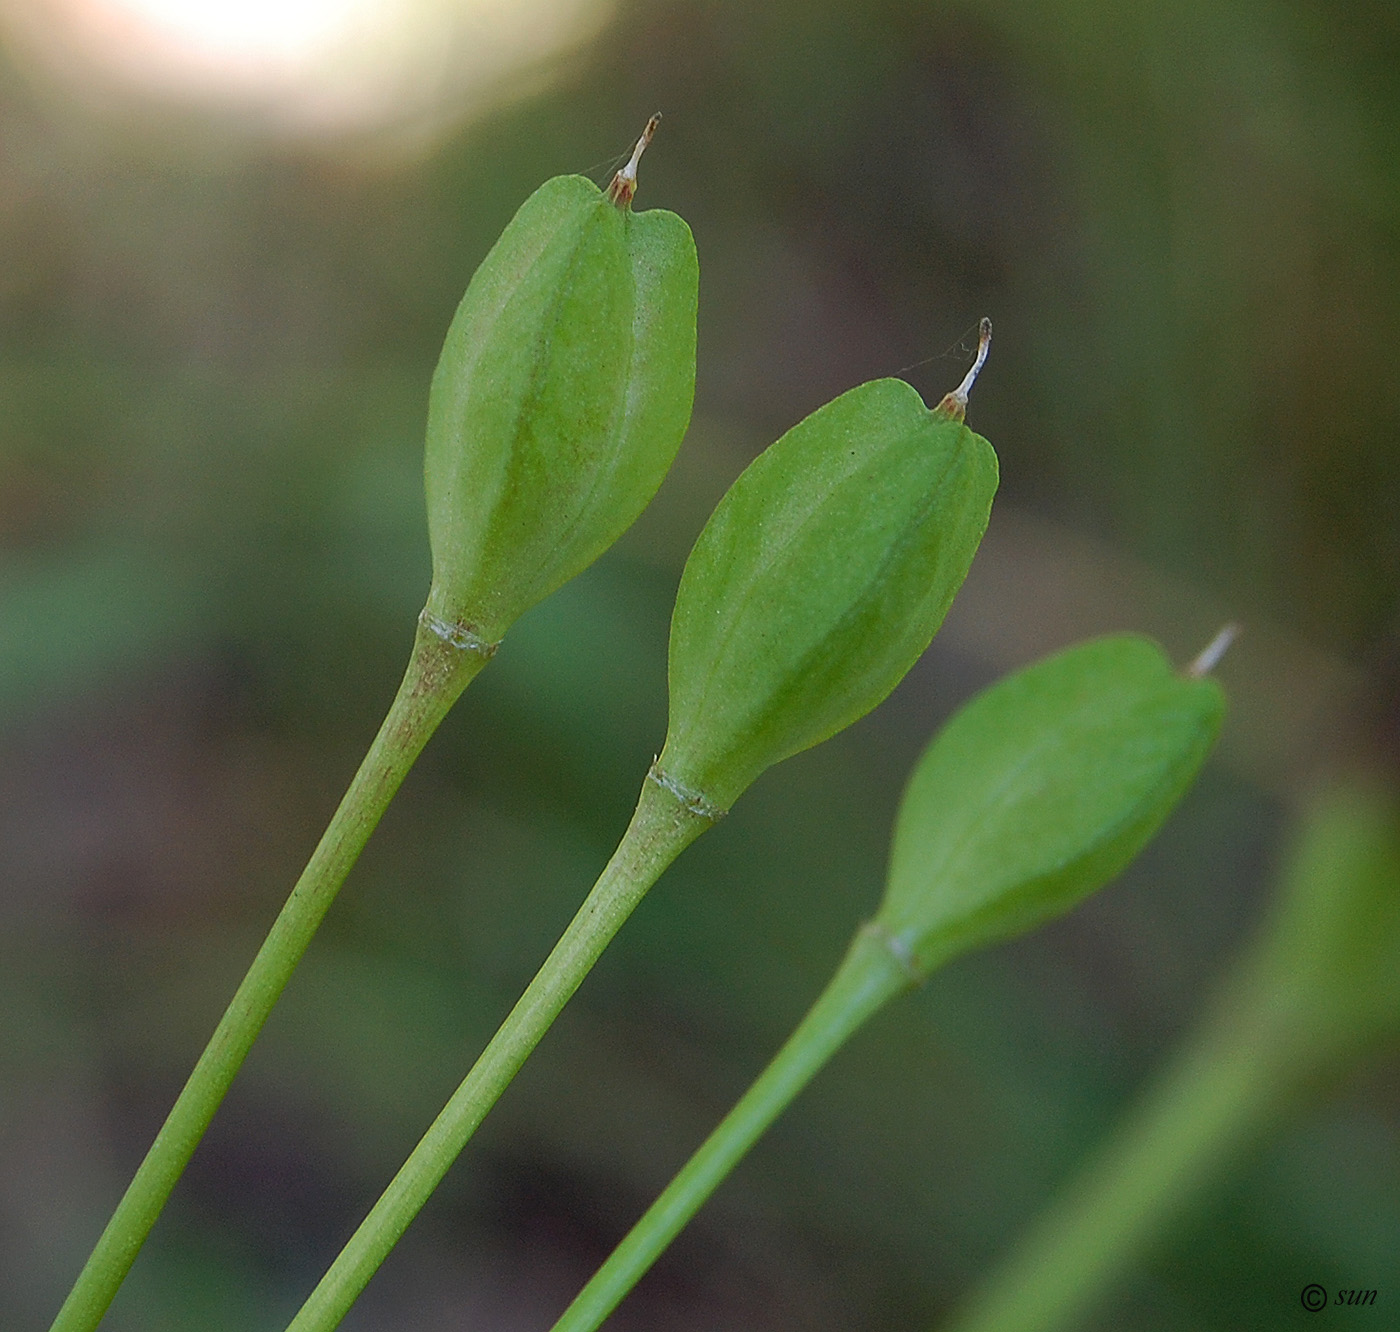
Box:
left=607, top=113, right=662, bottom=208
left=935, top=317, right=992, bottom=421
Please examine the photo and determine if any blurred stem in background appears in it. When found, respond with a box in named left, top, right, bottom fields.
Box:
left=941, top=778, right=1400, bottom=1332
left=47, top=618, right=489, bottom=1332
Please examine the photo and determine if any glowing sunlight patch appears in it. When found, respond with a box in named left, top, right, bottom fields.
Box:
left=94, top=0, right=376, bottom=77
left=1, top=0, right=616, bottom=140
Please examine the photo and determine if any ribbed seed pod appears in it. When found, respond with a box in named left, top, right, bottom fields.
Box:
left=422, top=142, right=697, bottom=648
left=657, top=375, right=998, bottom=813
left=876, top=634, right=1226, bottom=977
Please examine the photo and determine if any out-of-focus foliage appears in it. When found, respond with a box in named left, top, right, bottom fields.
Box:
left=0, top=1, right=1396, bottom=1330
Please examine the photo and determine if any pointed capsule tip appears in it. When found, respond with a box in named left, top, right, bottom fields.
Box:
left=607, top=113, right=662, bottom=209
left=935, top=317, right=992, bottom=421
left=1186, top=622, right=1240, bottom=678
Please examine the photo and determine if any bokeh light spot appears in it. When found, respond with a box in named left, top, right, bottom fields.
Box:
left=0, top=0, right=617, bottom=142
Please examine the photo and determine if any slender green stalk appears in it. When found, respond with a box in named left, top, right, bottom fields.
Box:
left=940, top=993, right=1290, bottom=1332
left=549, top=924, right=913, bottom=1332
left=284, top=771, right=719, bottom=1332
left=50, top=615, right=490, bottom=1332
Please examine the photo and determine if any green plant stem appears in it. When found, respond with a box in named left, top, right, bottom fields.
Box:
left=940, top=991, right=1291, bottom=1332
left=50, top=615, right=489, bottom=1332
left=549, top=923, right=913, bottom=1332
left=284, top=771, right=718, bottom=1332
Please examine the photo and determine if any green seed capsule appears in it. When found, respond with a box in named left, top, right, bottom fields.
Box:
left=656, top=366, right=999, bottom=814
left=422, top=120, right=697, bottom=649
left=875, top=634, right=1225, bottom=978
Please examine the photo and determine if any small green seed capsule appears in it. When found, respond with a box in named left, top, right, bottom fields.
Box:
left=875, top=634, right=1225, bottom=978
left=656, top=364, right=999, bottom=814
left=422, top=118, right=697, bottom=649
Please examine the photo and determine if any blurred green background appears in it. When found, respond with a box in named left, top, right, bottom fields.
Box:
left=1, top=0, right=1397, bottom=1328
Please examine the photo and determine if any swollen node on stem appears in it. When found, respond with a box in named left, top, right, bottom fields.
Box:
left=279, top=334, right=1006, bottom=1332
left=47, top=120, right=699, bottom=1332
left=548, top=633, right=1227, bottom=1332
left=47, top=615, right=490, bottom=1332
left=281, top=767, right=718, bottom=1332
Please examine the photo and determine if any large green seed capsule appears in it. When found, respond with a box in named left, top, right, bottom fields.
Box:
left=656, top=374, right=999, bottom=813
left=422, top=130, right=697, bottom=648
left=876, top=634, right=1225, bottom=978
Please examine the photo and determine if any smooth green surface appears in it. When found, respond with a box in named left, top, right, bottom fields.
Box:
left=878, top=635, right=1225, bottom=975
left=423, top=174, right=698, bottom=643
left=660, top=379, right=998, bottom=810
left=48, top=620, right=490, bottom=1332
left=282, top=771, right=717, bottom=1332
